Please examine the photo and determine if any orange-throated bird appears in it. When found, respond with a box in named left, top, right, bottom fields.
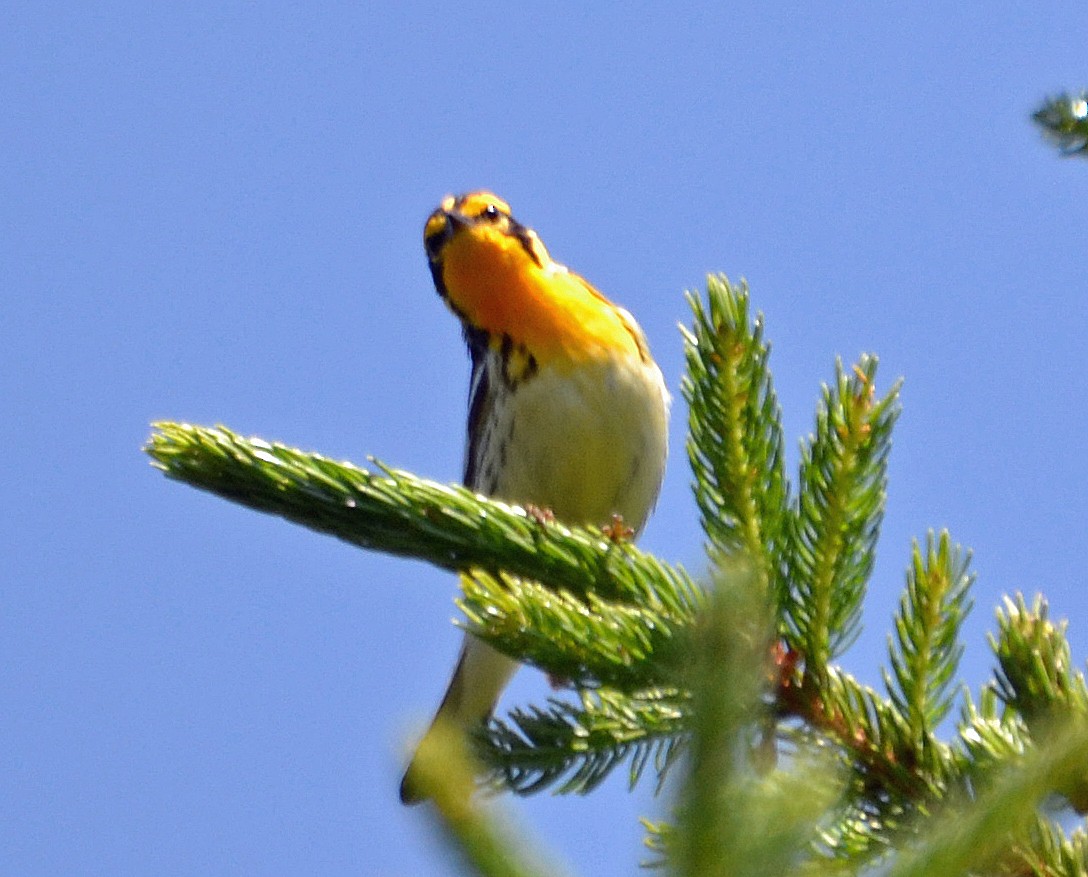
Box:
left=400, top=192, right=669, bottom=803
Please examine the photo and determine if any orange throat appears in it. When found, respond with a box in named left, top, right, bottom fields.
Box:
left=439, top=226, right=644, bottom=366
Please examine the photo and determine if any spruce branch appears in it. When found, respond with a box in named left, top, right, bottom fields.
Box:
left=144, top=422, right=698, bottom=609
left=991, top=593, right=1088, bottom=813
left=145, top=272, right=1088, bottom=875
left=780, top=660, right=947, bottom=859
left=682, top=274, right=789, bottom=592
left=958, top=686, right=1029, bottom=772
left=481, top=689, right=687, bottom=796
left=409, top=721, right=571, bottom=877
left=884, top=532, right=974, bottom=754
left=672, top=562, right=842, bottom=877
left=1034, top=92, right=1088, bottom=157
left=458, top=570, right=696, bottom=692
left=887, top=720, right=1088, bottom=877
left=786, top=357, right=901, bottom=680
left=992, top=594, right=1088, bottom=728
left=1000, top=815, right=1088, bottom=876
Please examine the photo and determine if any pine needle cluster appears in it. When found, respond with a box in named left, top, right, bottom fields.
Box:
left=1034, top=92, right=1088, bottom=157
left=146, top=275, right=1088, bottom=876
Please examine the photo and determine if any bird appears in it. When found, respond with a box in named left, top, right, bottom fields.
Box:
left=400, top=191, right=669, bottom=804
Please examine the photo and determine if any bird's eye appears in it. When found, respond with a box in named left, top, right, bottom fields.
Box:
left=482, top=204, right=502, bottom=222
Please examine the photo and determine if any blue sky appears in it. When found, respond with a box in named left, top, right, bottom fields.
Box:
left=3, top=3, right=1086, bottom=874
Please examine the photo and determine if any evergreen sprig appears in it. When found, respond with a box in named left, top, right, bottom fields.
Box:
left=403, top=719, right=570, bottom=877
left=991, top=594, right=1088, bottom=814
left=1002, top=815, right=1088, bottom=877
left=147, top=274, right=1088, bottom=875
left=885, top=533, right=974, bottom=754
left=458, top=570, right=695, bottom=692
left=786, top=357, right=901, bottom=679
left=482, top=689, right=687, bottom=797
left=957, top=684, right=1028, bottom=770
left=682, top=275, right=788, bottom=594
left=887, top=720, right=1088, bottom=877
left=992, top=594, right=1088, bottom=727
left=779, top=659, right=945, bottom=865
left=1034, top=92, right=1088, bottom=157
left=672, top=565, right=845, bottom=877
left=145, top=422, right=699, bottom=610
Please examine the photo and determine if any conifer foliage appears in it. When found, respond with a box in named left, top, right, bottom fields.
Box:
left=147, top=275, right=1088, bottom=876
left=1034, top=92, right=1088, bottom=157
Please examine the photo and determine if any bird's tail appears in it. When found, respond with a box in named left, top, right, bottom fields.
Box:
left=399, top=636, right=518, bottom=804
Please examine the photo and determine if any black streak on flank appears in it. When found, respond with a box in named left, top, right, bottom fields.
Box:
left=498, top=334, right=540, bottom=389
left=462, top=326, right=492, bottom=488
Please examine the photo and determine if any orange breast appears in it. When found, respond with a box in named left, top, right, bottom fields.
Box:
left=439, top=225, right=644, bottom=367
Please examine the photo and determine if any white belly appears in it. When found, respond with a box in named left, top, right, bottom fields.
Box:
left=473, top=354, right=669, bottom=534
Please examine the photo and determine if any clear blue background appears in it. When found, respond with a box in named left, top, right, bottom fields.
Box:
left=4, top=3, right=1085, bottom=874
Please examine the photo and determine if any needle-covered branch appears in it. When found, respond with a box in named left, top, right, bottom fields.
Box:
left=887, top=720, right=1088, bottom=877
left=481, top=689, right=687, bottom=797
left=146, top=274, right=1088, bottom=875
left=672, top=566, right=841, bottom=877
left=991, top=593, right=1088, bottom=813
left=145, top=422, right=698, bottom=610
left=1002, top=815, right=1088, bottom=877
left=786, top=357, right=901, bottom=681
left=408, top=721, right=571, bottom=877
left=992, top=594, right=1088, bottom=727
left=682, top=274, right=789, bottom=593
left=779, top=657, right=951, bottom=864
left=884, top=533, right=974, bottom=755
left=459, top=570, right=697, bottom=692
left=1034, top=92, right=1088, bottom=157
